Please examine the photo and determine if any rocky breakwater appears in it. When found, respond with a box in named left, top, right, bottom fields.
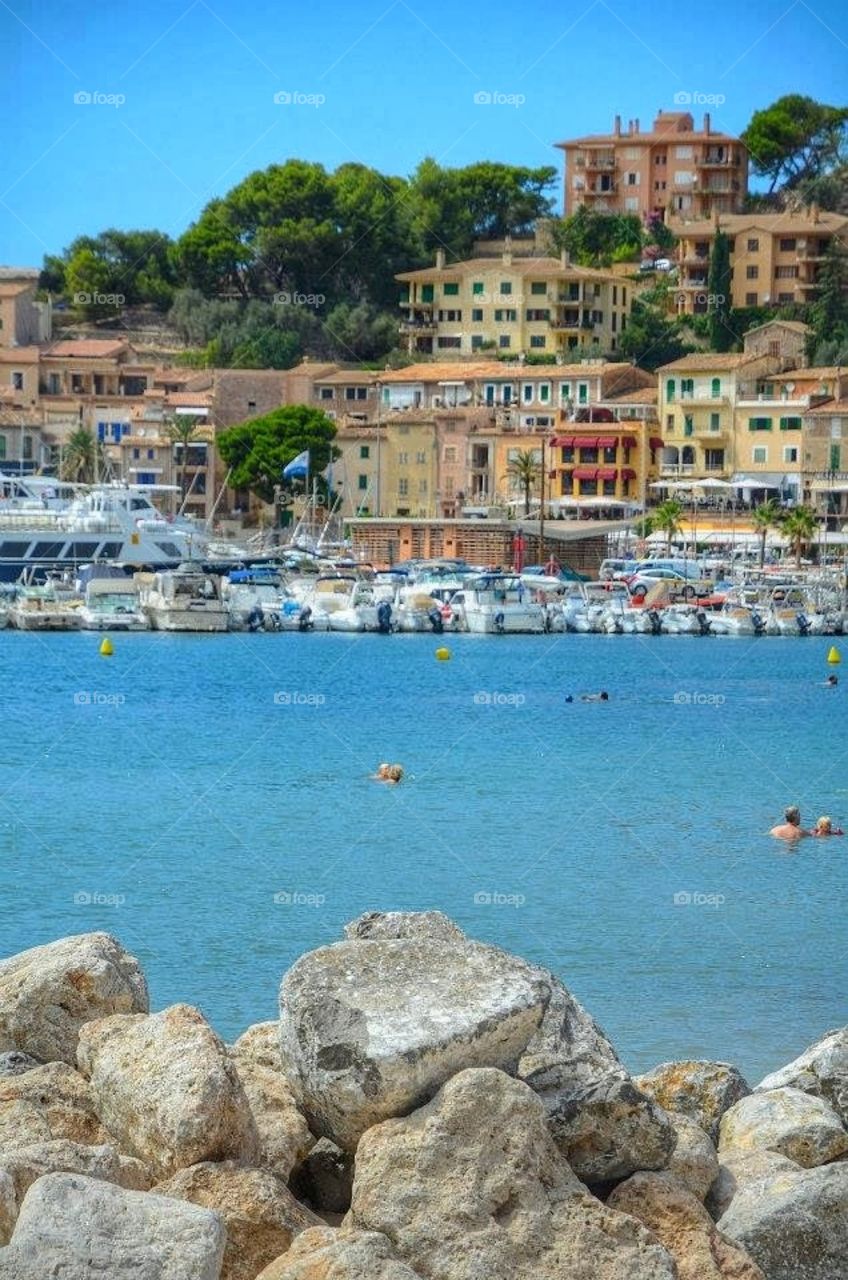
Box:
left=0, top=918, right=844, bottom=1279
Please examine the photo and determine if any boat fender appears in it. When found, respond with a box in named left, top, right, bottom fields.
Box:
left=377, top=601, right=393, bottom=633
left=494, top=611, right=505, bottom=633
left=752, top=611, right=765, bottom=635
left=298, top=606, right=313, bottom=632
left=428, top=606, right=444, bottom=634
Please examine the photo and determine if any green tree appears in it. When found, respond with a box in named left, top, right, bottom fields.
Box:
left=617, top=282, right=691, bottom=370
left=164, top=415, right=203, bottom=503
left=505, top=449, right=541, bottom=515
left=324, top=302, right=398, bottom=361
left=652, top=499, right=684, bottom=553
left=548, top=207, right=643, bottom=267
left=707, top=230, right=733, bottom=352
left=782, top=505, right=818, bottom=567
left=751, top=498, right=782, bottom=568
left=217, top=405, right=338, bottom=504
left=807, top=238, right=848, bottom=356
left=742, top=96, right=848, bottom=195
left=60, top=428, right=107, bottom=483
left=408, top=158, right=556, bottom=260
left=51, top=229, right=176, bottom=312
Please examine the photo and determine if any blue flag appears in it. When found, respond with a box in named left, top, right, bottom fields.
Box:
left=283, top=449, right=310, bottom=480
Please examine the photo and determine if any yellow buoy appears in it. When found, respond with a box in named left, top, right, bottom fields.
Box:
left=827, top=646, right=841, bottom=665
left=435, top=646, right=451, bottom=662
left=99, top=637, right=114, bottom=657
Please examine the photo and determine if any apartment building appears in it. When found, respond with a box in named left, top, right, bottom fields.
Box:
left=670, top=206, right=848, bottom=314
left=556, top=111, right=748, bottom=220
left=396, top=249, right=631, bottom=357
left=802, top=399, right=848, bottom=528
left=0, top=268, right=50, bottom=349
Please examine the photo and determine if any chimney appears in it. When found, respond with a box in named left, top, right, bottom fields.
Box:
left=628, top=119, right=634, bottom=135
left=560, top=248, right=570, bottom=269
left=634, top=118, right=640, bottom=134
left=614, top=114, right=621, bottom=136
left=502, top=248, right=513, bottom=267
left=435, top=248, right=446, bottom=269
left=703, top=112, right=711, bottom=134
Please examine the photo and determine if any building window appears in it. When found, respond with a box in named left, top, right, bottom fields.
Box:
left=746, top=265, right=758, bottom=279
left=779, top=238, right=796, bottom=251
left=418, top=479, right=427, bottom=495
left=626, top=172, right=638, bottom=185
left=320, top=387, right=333, bottom=400
left=421, top=285, right=434, bottom=302
left=437, top=310, right=462, bottom=322
left=471, top=308, right=483, bottom=322
left=559, top=382, right=572, bottom=402
left=666, top=414, right=675, bottom=432
left=415, top=451, right=426, bottom=464
left=539, top=384, right=550, bottom=402
left=147, top=449, right=155, bottom=460
left=746, top=292, right=758, bottom=306
left=747, top=238, right=759, bottom=251
left=494, top=309, right=517, bottom=322
left=443, top=282, right=459, bottom=296
left=752, top=446, right=768, bottom=463
left=358, top=474, right=368, bottom=491
left=777, top=292, right=794, bottom=303
left=499, top=335, right=511, bottom=349
left=398, top=452, right=408, bottom=465
left=783, top=446, right=799, bottom=463
left=444, top=446, right=456, bottom=462
left=749, top=417, right=773, bottom=431
left=530, top=335, right=546, bottom=349
left=525, top=309, right=550, bottom=322
left=437, top=337, right=461, bottom=349
left=683, top=415, right=694, bottom=437
left=775, top=265, right=798, bottom=279
left=666, top=379, right=676, bottom=401
left=680, top=378, right=694, bottom=397
left=472, top=281, right=484, bottom=295
left=359, top=445, right=370, bottom=458
left=471, top=335, right=484, bottom=349
left=779, top=417, right=801, bottom=430
left=11, top=372, right=23, bottom=390
left=577, top=383, right=588, bottom=404
left=398, top=477, right=408, bottom=496
left=530, top=281, right=546, bottom=295
left=675, top=146, right=693, bottom=159
left=522, top=384, right=534, bottom=404
left=132, top=448, right=140, bottom=460
left=499, top=282, right=512, bottom=295
left=710, top=412, right=720, bottom=432
left=711, top=377, right=721, bottom=397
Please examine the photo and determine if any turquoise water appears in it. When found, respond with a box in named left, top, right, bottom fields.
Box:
left=1, top=629, right=846, bottom=1083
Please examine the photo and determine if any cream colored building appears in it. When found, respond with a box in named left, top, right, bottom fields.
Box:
left=670, top=207, right=848, bottom=314
left=396, top=250, right=631, bottom=357
left=556, top=111, right=747, bottom=221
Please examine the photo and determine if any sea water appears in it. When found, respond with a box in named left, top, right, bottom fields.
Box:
left=1, top=629, right=845, bottom=1081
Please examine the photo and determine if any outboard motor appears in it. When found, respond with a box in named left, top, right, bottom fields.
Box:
left=751, top=610, right=765, bottom=636
left=494, top=611, right=506, bottom=634
left=796, top=611, right=811, bottom=637
left=298, top=606, right=313, bottom=632
left=696, top=610, right=710, bottom=636
left=648, top=609, right=662, bottom=635
left=428, top=606, right=444, bottom=634
left=377, top=600, right=393, bottom=633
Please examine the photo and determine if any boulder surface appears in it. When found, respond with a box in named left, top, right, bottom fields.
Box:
left=256, top=1226, right=424, bottom=1279
left=230, top=1021, right=313, bottom=1181
left=635, top=1059, right=751, bottom=1142
left=0, top=1062, right=111, bottom=1150
left=718, top=1086, right=848, bottom=1167
left=756, top=1026, right=848, bottom=1124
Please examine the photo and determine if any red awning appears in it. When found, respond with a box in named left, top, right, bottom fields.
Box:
left=621, top=436, right=637, bottom=448
left=597, top=467, right=618, bottom=481
left=596, top=436, right=617, bottom=448
left=621, top=468, right=637, bottom=480
left=650, top=436, right=664, bottom=450
left=550, top=436, right=574, bottom=447
left=572, top=466, right=599, bottom=480
left=574, top=437, right=599, bottom=449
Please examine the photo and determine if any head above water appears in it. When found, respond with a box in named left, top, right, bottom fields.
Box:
left=387, top=764, right=404, bottom=782
left=816, top=815, right=832, bottom=834
left=785, top=806, right=801, bottom=827
left=600, top=691, right=609, bottom=701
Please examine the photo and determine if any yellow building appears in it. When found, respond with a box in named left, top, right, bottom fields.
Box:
left=334, top=417, right=438, bottom=519
left=670, top=206, right=848, bottom=314
left=556, top=110, right=747, bottom=221
left=396, top=249, right=631, bottom=358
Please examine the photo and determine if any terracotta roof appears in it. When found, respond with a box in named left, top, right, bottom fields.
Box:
left=379, top=361, right=634, bottom=384
left=604, top=386, right=658, bottom=404
left=163, top=392, right=213, bottom=407
left=786, top=367, right=845, bottom=379
left=744, top=320, right=811, bottom=336
left=43, top=340, right=128, bottom=358
left=0, top=281, right=36, bottom=298
left=0, top=407, right=45, bottom=426
left=804, top=399, right=848, bottom=416
left=670, top=210, right=848, bottom=237
left=396, top=257, right=619, bottom=283
left=558, top=130, right=740, bottom=148
left=0, top=347, right=41, bottom=363
left=658, top=353, right=766, bottom=372
left=314, top=370, right=378, bottom=386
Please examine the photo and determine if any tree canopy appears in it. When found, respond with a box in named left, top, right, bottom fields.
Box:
left=742, top=95, right=848, bottom=195
left=547, top=207, right=644, bottom=267
left=216, top=404, right=338, bottom=503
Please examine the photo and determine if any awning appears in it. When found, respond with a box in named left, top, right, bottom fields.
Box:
left=550, top=436, right=574, bottom=447
left=731, top=472, right=794, bottom=490
left=574, top=437, right=599, bottom=449
left=597, top=467, right=618, bottom=481
left=650, top=437, right=664, bottom=450
left=596, top=436, right=617, bottom=448
left=572, top=466, right=599, bottom=480
left=621, top=468, right=637, bottom=480
left=622, top=436, right=637, bottom=448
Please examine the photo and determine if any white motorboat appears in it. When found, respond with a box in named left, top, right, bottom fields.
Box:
left=223, top=568, right=294, bottom=631
left=79, top=577, right=147, bottom=631
left=138, top=566, right=228, bottom=632
left=660, top=604, right=710, bottom=636
left=9, top=584, right=81, bottom=631
left=393, top=587, right=451, bottom=633
left=449, top=573, right=546, bottom=634
left=708, top=590, right=766, bottom=637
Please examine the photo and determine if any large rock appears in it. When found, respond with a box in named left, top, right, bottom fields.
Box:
left=77, top=1003, right=258, bottom=1178
left=517, top=971, right=675, bottom=1182
left=0, top=1062, right=111, bottom=1150
left=0, top=1173, right=14, bottom=1247
left=291, top=1136, right=354, bottom=1214
left=718, top=1086, right=848, bottom=1167
left=349, top=1066, right=678, bottom=1280
left=667, top=1114, right=719, bottom=1201
left=0, top=1171, right=225, bottom=1279
left=756, top=1026, right=848, bottom=1123
left=279, top=937, right=549, bottom=1151
left=609, top=1171, right=765, bottom=1280
left=634, top=1060, right=751, bottom=1142
left=256, top=1226, right=423, bottom=1279
left=155, top=1160, right=319, bottom=1280
left=0, top=1052, right=39, bottom=1078
left=0, top=932, right=148, bottom=1065
left=230, top=1022, right=314, bottom=1181
left=706, top=1149, right=801, bottom=1221
left=718, top=1160, right=848, bottom=1280
left=344, top=910, right=466, bottom=942
left=0, top=1140, right=150, bottom=1207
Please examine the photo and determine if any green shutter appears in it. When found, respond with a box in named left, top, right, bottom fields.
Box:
left=748, top=418, right=773, bottom=431
left=443, top=282, right=459, bottom=296
left=421, top=284, right=434, bottom=302
left=472, top=282, right=484, bottom=294
left=779, top=417, right=801, bottom=430
left=666, top=379, right=675, bottom=401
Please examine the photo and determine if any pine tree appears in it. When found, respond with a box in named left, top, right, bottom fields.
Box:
left=707, top=230, right=733, bottom=352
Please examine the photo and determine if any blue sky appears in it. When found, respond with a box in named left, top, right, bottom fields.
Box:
left=2, top=0, right=847, bottom=266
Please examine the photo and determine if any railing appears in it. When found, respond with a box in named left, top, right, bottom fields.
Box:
left=584, top=155, right=615, bottom=170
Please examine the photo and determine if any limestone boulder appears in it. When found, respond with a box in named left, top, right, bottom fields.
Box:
left=0, top=1171, right=225, bottom=1279
left=291, top=1136, right=354, bottom=1214
left=667, top=1114, right=719, bottom=1201
left=705, top=1149, right=801, bottom=1221
left=155, top=1160, right=319, bottom=1280
left=0, top=1140, right=150, bottom=1209
left=230, top=1022, right=314, bottom=1181
left=77, top=1003, right=258, bottom=1178
left=256, top=1226, right=423, bottom=1279
left=0, top=1173, right=14, bottom=1248
left=349, top=1066, right=678, bottom=1280
left=0, top=1052, right=39, bottom=1078
left=608, top=1171, right=765, bottom=1280
left=343, top=910, right=466, bottom=942
left=517, top=970, right=675, bottom=1182
left=0, top=932, right=148, bottom=1065
left=634, top=1060, right=751, bottom=1142
left=718, top=1086, right=848, bottom=1167
left=279, top=937, right=549, bottom=1151
left=0, top=1062, right=111, bottom=1150
left=718, top=1160, right=848, bottom=1280
left=756, top=1026, right=848, bottom=1123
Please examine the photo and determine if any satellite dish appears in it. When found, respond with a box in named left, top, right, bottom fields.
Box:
left=785, top=383, right=795, bottom=392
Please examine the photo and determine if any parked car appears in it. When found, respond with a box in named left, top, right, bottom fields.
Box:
left=654, top=258, right=675, bottom=272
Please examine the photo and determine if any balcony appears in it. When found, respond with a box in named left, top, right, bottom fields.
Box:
left=399, top=320, right=437, bottom=335
left=699, top=153, right=739, bottom=167
left=583, top=154, right=616, bottom=170
left=659, top=463, right=696, bottom=477
left=588, top=184, right=617, bottom=196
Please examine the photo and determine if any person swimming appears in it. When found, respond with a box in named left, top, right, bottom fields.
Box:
left=824, top=674, right=839, bottom=687
left=579, top=691, right=609, bottom=702
left=769, top=805, right=807, bottom=841
left=812, top=815, right=844, bottom=836
left=372, top=762, right=391, bottom=781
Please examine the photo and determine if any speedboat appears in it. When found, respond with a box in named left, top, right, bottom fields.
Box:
left=9, top=584, right=81, bottom=631
left=224, top=567, right=291, bottom=631
left=708, top=589, right=766, bottom=637
left=138, top=565, right=228, bottom=632
left=448, top=573, right=546, bottom=634
left=393, top=587, right=452, bottom=633
left=79, top=578, right=147, bottom=631
left=660, top=604, right=710, bottom=636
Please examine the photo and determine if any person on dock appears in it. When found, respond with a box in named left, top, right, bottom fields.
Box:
left=769, top=806, right=807, bottom=841
left=812, top=815, right=844, bottom=836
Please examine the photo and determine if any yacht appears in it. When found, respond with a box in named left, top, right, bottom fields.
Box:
left=138, top=565, right=228, bottom=632
left=9, top=584, right=82, bottom=631
left=78, top=576, right=148, bottom=631
left=448, top=573, right=546, bottom=634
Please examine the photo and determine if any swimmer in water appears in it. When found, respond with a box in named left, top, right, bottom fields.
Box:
left=824, top=674, right=838, bottom=687
left=812, top=815, right=844, bottom=836
left=769, top=805, right=807, bottom=841
left=371, top=762, right=391, bottom=781
left=386, top=764, right=404, bottom=783
left=580, top=691, right=609, bottom=702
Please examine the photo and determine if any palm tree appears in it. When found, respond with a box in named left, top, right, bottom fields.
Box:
left=782, top=505, right=818, bottom=568
left=505, top=449, right=541, bottom=516
left=164, top=415, right=203, bottom=504
left=652, top=499, right=683, bottom=553
left=60, top=427, right=106, bottom=483
left=751, top=498, right=782, bottom=569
